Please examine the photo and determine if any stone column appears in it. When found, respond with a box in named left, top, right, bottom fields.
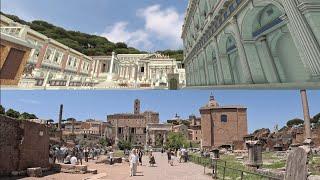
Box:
left=115, top=119, right=119, bottom=146
left=152, top=132, right=156, bottom=146
left=283, top=0, right=320, bottom=78
left=163, top=132, right=167, bottom=145
left=108, top=52, right=115, bottom=80
left=230, top=17, right=253, bottom=83
left=213, top=37, right=225, bottom=85
left=145, top=129, right=149, bottom=146
left=300, top=90, right=312, bottom=140
left=258, top=36, right=281, bottom=83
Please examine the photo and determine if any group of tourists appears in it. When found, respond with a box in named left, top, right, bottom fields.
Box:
left=49, top=144, right=103, bottom=165
left=165, top=148, right=189, bottom=166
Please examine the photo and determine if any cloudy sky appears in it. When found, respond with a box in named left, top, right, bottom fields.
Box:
left=1, top=90, right=320, bottom=133
left=1, top=0, right=188, bottom=52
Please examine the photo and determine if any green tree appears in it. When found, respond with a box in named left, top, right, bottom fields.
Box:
left=118, top=140, right=132, bottom=150
left=0, top=105, right=5, bottom=115
left=99, top=138, right=108, bottom=147
left=312, top=113, right=320, bottom=124
left=287, top=118, right=304, bottom=127
left=166, top=132, right=189, bottom=150
left=19, top=112, right=38, bottom=120
left=5, top=109, right=20, bottom=118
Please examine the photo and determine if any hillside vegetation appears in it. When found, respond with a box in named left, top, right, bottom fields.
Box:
left=1, top=12, right=184, bottom=60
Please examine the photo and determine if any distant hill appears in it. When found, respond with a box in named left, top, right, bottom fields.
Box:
left=1, top=12, right=184, bottom=60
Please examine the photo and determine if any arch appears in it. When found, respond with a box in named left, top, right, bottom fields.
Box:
left=271, top=32, right=311, bottom=82
left=240, top=0, right=286, bottom=40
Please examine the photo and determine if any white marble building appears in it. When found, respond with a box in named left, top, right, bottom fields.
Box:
left=0, top=14, right=185, bottom=89
left=182, top=0, right=320, bottom=88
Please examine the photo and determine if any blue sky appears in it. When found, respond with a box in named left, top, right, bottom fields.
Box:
left=1, top=90, right=319, bottom=133
left=1, top=0, right=188, bottom=51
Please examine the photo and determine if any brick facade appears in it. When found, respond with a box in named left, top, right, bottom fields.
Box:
left=200, top=96, right=248, bottom=149
left=0, top=115, right=49, bottom=175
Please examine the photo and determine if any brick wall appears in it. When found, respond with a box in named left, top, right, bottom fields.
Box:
left=0, top=115, right=49, bottom=175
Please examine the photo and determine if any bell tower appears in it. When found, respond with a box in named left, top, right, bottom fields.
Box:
left=134, top=99, right=140, bottom=114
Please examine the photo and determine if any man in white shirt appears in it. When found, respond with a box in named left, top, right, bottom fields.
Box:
left=70, top=155, right=78, bottom=165
left=129, top=149, right=139, bottom=177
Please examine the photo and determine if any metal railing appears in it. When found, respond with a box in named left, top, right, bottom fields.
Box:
left=189, top=155, right=281, bottom=180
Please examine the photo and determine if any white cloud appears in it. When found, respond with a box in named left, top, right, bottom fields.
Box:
left=102, top=22, right=152, bottom=50
left=101, top=4, right=184, bottom=51
left=138, top=5, right=184, bottom=49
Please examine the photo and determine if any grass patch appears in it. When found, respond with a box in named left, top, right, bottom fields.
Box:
left=114, top=150, right=125, bottom=158
left=262, top=160, right=286, bottom=169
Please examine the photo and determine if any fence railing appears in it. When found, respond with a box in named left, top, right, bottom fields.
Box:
left=189, top=155, right=281, bottom=180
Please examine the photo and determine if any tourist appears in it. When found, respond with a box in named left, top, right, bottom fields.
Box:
left=167, top=149, right=173, bottom=165
left=149, top=152, right=156, bottom=167
left=70, top=154, right=78, bottom=165
left=78, top=148, right=84, bottom=165
left=138, top=149, right=143, bottom=166
left=64, top=154, right=71, bottom=164
left=109, top=150, right=114, bottom=165
left=177, top=149, right=182, bottom=163
left=129, top=149, right=139, bottom=177
left=84, top=148, right=89, bottom=162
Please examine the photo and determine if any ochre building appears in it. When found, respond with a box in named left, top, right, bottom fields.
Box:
left=107, top=99, right=159, bottom=146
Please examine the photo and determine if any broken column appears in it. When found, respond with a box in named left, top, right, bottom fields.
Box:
left=246, top=140, right=263, bottom=169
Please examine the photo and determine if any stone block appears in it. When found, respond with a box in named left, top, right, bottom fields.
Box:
left=87, top=169, right=98, bottom=174
left=27, top=167, right=43, bottom=177
left=113, top=157, right=122, bottom=164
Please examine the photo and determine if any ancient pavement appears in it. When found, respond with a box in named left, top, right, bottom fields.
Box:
left=14, top=152, right=211, bottom=180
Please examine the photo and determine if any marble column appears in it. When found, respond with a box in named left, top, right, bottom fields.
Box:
left=283, top=0, right=320, bottom=78
left=258, top=36, right=281, bottom=83
left=213, top=37, right=225, bottom=85
left=108, top=52, right=115, bottom=80
left=230, top=17, right=253, bottom=83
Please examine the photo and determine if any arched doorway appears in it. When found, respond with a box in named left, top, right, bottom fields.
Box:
left=275, top=33, right=310, bottom=82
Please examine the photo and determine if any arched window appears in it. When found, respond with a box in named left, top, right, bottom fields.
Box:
left=221, top=115, right=228, bottom=123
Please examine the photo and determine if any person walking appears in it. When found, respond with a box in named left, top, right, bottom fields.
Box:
left=167, top=149, right=173, bottom=166
left=129, top=149, right=139, bottom=177
left=84, top=148, right=89, bottom=162
left=149, top=151, right=156, bottom=167
left=78, top=148, right=84, bottom=165
left=138, top=149, right=143, bottom=166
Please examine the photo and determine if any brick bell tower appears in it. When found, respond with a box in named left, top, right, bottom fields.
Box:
left=134, top=99, right=140, bottom=114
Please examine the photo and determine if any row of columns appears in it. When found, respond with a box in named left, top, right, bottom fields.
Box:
left=146, top=130, right=167, bottom=147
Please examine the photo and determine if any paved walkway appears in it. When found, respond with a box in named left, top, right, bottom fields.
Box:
left=15, top=152, right=211, bottom=180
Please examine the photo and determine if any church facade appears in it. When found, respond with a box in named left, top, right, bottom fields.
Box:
left=182, top=0, right=320, bottom=88
left=200, top=96, right=248, bottom=149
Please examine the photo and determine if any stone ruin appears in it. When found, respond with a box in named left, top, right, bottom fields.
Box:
left=0, top=115, right=50, bottom=176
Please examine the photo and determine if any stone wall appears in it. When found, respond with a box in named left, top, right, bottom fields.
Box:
left=0, top=115, right=50, bottom=175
